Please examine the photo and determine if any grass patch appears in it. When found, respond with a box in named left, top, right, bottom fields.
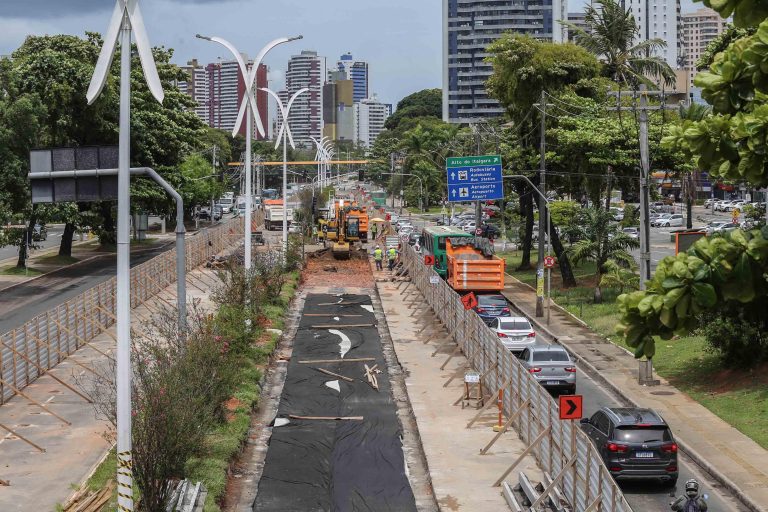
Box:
left=37, top=254, right=79, bottom=265
left=499, top=250, right=768, bottom=450
left=0, top=265, right=43, bottom=276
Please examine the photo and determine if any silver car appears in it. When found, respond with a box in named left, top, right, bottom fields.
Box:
left=517, top=345, right=576, bottom=394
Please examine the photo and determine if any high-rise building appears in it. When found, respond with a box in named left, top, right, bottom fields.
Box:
left=285, top=50, right=325, bottom=148
left=177, top=57, right=268, bottom=139
left=333, top=53, right=369, bottom=103
left=567, top=12, right=590, bottom=42
left=681, top=7, right=728, bottom=85
left=323, top=70, right=356, bottom=142
left=354, top=94, right=391, bottom=148
left=442, top=0, right=567, bottom=123
left=627, top=0, right=682, bottom=69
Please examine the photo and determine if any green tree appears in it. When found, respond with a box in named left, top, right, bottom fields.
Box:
left=565, top=0, right=675, bottom=87
left=567, top=208, right=640, bottom=303
left=600, top=259, right=640, bottom=294
left=384, top=88, right=441, bottom=130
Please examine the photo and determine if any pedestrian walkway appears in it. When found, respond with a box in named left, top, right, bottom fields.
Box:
left=502, top=275, right=768, bottom=512
left=0, top=261, right=224, bottom=511
left=375, top=261, right=544, bottom=511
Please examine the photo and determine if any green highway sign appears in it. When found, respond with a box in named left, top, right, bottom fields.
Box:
left=446, top=155, right=501, bottom=168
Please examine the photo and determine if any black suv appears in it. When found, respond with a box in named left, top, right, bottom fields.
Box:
left=580, top=407, right=678, bottom=486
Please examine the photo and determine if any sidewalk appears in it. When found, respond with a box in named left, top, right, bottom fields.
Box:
left=0, top=263, right=225, bottom=511
left=375, top=262, right=544, bottom=511
left=501, top=276, right=768, bottom=512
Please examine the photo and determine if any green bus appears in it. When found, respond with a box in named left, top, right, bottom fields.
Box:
left=421, top=226, right=473, bottom=278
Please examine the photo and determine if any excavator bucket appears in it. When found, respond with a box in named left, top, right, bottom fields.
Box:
left=332, top=241, right=351, bottom=260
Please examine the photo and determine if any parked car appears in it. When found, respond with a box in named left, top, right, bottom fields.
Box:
left=32, top=223, right=47, bottom=241
left=517, top=345, right=576, bottom=394
left=650, top=213, right=672, bottom=227
left=703, top=198, right=714, bottom=209
left=408, top=232, right=420, bottom=246
left=610, top=207, right=624, bottom=221
left=473, top=293, right=512, bottom=325
left=491, top=317, right=536, bottom=353
left=212, top=205, right=223, bottom=221
left=657, top=214, right=684, bottom=228
left=580, top=407, right=679, bottom=486
left=621, top=227, right=639, bottom=239
left=463, top=221, right=477, bottom=234
left=707, top=221, right=739, bottom=235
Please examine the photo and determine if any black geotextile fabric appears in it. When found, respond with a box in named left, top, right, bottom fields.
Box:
left=253, top=294, right=417, bottom=512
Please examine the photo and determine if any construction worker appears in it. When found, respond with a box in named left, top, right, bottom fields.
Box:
left=373, top=245, right=384, bottom=271
left=371, top=223, right=378, bottom=242
left=387, top=246, right=398, bottom=271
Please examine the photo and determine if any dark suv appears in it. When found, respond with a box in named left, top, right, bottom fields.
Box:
left=580, top=407, right=678, bottom=486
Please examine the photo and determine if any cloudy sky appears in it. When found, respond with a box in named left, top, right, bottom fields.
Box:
left=0, top=0, right=701, bottom=107
left=0, top=0, right=445, bottom=106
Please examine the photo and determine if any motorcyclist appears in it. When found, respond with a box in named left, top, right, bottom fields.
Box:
left=671, top=479, right=708, bottom=511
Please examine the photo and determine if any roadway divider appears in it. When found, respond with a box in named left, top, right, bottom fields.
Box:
left=400, top=246, right=633, bottom=512
left=0, top=218, right=245, bottom=405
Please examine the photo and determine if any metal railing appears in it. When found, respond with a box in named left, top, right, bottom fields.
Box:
left=400, top=247, right=633, bottom=512
left=0, top=218, right=245, bottom=404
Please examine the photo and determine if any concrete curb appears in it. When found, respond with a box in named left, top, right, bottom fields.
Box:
left=504, top=276, right=766, bottom=512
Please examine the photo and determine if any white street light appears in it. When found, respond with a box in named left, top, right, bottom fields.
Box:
left=261, top=86, right=310, bottom=254
left=196, top=34, right=301, bottom=269
left=87, top=1, right=163, bottom=510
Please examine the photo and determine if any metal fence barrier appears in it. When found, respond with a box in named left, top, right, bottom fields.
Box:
left=400, top=247, right=633, bottom=512
left=0, top=218, right=246, bottom=404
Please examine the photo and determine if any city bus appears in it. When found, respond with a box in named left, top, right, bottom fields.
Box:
left=421, top=226, right=473, bottom=278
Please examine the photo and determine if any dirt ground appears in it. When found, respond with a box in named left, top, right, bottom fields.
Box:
left=301, top=247, right=374, bottom=288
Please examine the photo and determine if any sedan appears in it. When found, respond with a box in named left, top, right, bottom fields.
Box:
left=707, top=221, right=739, bottom=235
left=650, top=214, right=672, bottom=227
left=517, top=345, right=576, bottom=394
left=491, top=317, right=537, bottom=353
left=657, top=214, right=684, bottom=228
left=622, top=227, right=639, bottom=239
left=473, top=294, right=512, bottom=324
left=463, top=221, right=477, bottom=234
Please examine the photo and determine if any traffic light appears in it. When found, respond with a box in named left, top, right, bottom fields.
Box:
left=311, top=196, right=318, bottom=213
left=358, top=169, right=364, bottom=181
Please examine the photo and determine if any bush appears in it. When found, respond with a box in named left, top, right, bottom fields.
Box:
left=620, top=205, right=639, bottom=228
left=699, top=311, right=768, bottom=367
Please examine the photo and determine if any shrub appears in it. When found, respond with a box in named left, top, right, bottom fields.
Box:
left=699, top=311, right=768, bottom=367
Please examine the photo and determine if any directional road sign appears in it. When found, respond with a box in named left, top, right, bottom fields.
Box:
left=424, top=255, right=435, bottom=266
left=446, top=155, right=503, bottom=202
left=559, top=395, right=583, bottom=420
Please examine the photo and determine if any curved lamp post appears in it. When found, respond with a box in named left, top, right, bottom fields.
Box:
left=195, top=34, right=301, bottom=269
left=260, top=86, right=310, bottom=254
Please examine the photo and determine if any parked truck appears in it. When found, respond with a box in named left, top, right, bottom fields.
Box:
left=263, top=199, right=294, bottom=231
left=445, top=237, right=505, bottom=292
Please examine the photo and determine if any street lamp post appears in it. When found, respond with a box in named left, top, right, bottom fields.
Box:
left=381, top=173, right=424, bottom=212
left=196, top=34, right=302, bottom=269
left=261, top=87, right=310, bottom=254
left=86, top=1, right=164, bottom=509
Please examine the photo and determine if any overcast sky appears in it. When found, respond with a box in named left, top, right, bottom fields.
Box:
left=0, top=0, right=703, bottom=107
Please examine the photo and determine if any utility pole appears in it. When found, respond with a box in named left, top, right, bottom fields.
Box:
left=536, top=91, right=546, bottom=317
left=390, top=153, right=396, bottom=208
left=211, top=144, right=217, bottom=223
left=608, top=85, right=676, bottom=290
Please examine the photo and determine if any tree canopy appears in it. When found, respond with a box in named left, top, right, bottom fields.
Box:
left=383, top=88, right=442, bottom=130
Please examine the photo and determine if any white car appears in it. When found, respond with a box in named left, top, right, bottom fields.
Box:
left=703, top=199, right=714, bottom=209
left=657, top=214, right=684, bottom=227
left=463, top=221, right=477, bottom=233
left=726, top=201, right=746, bottom=212
left=622, top=227, right=639, bottom=239
left=491, top=317, right=537, bottom=353
left=705, top=221, right=739, bottom=235
left=651, top=213, right=672, bottom=227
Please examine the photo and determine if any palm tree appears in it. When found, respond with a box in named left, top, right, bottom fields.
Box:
left=565, top=0, right=676, bottom=87
left=567, top=208, right=640, bottom=303
left=678, top=102, right=711, bottom=227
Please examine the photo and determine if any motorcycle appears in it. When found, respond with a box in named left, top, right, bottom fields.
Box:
left=670, top=479, right=709, bottom=511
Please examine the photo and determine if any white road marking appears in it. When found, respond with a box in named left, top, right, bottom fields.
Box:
left=360, top=305, right=374, bottom=313
left=325, top=380, right=340, bottom=392
left=274, top=418, right=290, bottom=427
left=329, top=329, right=352, bottom=358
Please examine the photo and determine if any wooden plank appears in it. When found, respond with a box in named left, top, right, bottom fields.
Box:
left=0, top=378, right=71, bottom=425
left=493, top=426, right=551, bottom=487
left=480, top=400, right=531, bottom=455
left=288, top=415, right=363, bottom=421
left=298, top=358, right=375, bottom=364
left=0, top=422, right=45, bottom=452
left=310, top=367, right=355, bottom=382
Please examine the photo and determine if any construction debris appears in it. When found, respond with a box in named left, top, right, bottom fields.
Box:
left=63, top=480, right=115, bottom=512
left=363, top=364, right=380, bottom=391
left=298, top=357, right=376, bottom=364
left=289, top=415, right=364, bottom=421
left=311, top=366, right=355, bottom=383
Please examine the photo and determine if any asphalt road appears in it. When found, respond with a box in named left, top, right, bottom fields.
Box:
left=0, top=225, right=66, bottom=262
left=0, top=240, right=173, bottom=334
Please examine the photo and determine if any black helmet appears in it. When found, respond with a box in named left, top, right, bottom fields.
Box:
left=685, top=479, right=699, bottom=497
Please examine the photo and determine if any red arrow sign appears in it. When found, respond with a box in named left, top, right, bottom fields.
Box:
left=559, top=395, right=583, bottom=420
left=461, top=292, right=478, bottom=311
left=424, top=255, right=435, bottom=265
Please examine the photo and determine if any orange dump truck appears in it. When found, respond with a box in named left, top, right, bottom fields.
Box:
left=445, top=237, right=505, bottom=292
